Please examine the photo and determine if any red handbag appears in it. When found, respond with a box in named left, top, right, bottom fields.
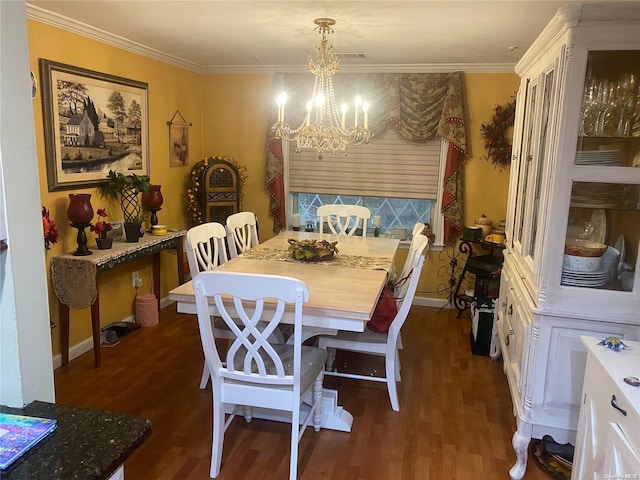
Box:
left=367, top=269, right=414, bottom=333
left=367, top=285, right=397, bottom=333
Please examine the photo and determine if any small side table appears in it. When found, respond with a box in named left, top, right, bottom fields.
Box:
left=452, top=238, right=505, bottom=318
left=51, top=231, right=186, bottom=367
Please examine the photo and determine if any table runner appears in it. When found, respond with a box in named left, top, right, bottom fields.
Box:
left=51, top=231, right=185, bottom=309
left=239, top=247, right=396, bottom=278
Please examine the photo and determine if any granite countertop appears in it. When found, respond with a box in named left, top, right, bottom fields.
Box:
left=0, top=401, right=151, bottom=479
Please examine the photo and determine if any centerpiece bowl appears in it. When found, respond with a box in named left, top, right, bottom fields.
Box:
left=288, top=239, right=339, bottom=262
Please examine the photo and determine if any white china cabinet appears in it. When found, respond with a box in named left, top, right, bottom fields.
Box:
left=571, top=337, right=640, bottom=479
left=497, top=3, right=640, bottom=479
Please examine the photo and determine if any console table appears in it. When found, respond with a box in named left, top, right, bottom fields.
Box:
left=51, top=231, right=186, bottom=367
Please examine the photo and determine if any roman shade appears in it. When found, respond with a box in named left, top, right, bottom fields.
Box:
left=288, top=130, right=441, bottom=199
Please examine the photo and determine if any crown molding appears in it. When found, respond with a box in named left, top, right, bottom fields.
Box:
left=200, top=63, right=516, bottom=75
left=25, top=3, right=203, bottom=73
left=26, top=3, right=516, bottom=76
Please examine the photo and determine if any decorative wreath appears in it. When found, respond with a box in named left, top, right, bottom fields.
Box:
left=186, top=155, right=248, bottom=225
left=480, top=98, right=516, bottom=168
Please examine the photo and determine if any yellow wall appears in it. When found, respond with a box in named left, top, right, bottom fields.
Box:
left=28, top=19, right=520, bottom=356
left=28, top=20, right=204, bottom=354
left=464, top=73, right=519, bottom=227
left=200, top=75, right=274, bottom=236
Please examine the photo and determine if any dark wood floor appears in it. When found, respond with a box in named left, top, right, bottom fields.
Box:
left=54, top=304, right=552, bottom=480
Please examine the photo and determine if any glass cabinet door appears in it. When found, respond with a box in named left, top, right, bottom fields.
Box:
left=514, top=81, right=537, bottom=251
left=513, top=66, right=556, bottom=264
left=564, top=50, right=640, bottom=292
left=529, top=68, right=555, bottom=261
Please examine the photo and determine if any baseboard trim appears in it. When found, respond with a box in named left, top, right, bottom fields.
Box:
left=413, top=295, right=451, bottom=309
left=52, top=296, right=175, bottom=368
left=53, top=295, right=450, bottom=368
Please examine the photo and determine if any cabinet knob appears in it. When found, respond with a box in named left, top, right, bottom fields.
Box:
left=508, top=305, right=513, bottom=316
left=610, top=395, right=627, bottom=416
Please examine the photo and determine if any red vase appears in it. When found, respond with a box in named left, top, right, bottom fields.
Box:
left=142, top=185, right=163, bottom=210
left=67, top=193, right=93, bottom=226
left=67, top=193, right=93, bottom=256
left=142, top=185, right=163, bottom=227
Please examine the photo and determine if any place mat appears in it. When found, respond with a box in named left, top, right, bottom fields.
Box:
left=530, top=439, right=571, bottom=480
left=239, top=247, right=396, bottom=278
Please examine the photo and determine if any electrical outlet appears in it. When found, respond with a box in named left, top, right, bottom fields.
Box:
left=132, top=271, right=140, bottom=288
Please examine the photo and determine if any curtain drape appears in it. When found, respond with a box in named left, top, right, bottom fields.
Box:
left=264, top=72, right=467, bottom=243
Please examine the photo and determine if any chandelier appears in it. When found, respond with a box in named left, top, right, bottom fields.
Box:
left=272, top=18, right=371, bottom=155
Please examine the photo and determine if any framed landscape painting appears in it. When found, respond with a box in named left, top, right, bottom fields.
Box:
left=39, top=59, right=149, bottom=191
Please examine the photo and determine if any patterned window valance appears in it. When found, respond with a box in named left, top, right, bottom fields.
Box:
left=273, top=72, right=466, bottom=153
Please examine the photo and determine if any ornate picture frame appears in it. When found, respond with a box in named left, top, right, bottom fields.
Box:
left=39, top=59, right=149, bottom=191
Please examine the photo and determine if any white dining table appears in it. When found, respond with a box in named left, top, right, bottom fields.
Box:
left=168, top=230, right=400, bottom=431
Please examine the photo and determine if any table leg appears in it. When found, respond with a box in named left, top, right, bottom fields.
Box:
left=152, top=252, right=161, bottom=312
left=59, top=301, right=70, bottom=366
left=177, top=237, right=185, bottom=285
left=223, top=388, right=353, bottom=432
left=91, top=284, right=101, bottom=368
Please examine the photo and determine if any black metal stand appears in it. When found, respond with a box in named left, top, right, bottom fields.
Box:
left=451, top=238, right=504, bottom=318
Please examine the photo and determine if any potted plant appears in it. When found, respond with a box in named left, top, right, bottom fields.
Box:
left=90, top=208, right=113, bottom=249
left=98, top=170, right=150, bottom=242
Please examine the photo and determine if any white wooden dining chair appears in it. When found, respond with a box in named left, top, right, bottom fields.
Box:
left=185, top=222, right=234, bottom=389
left=316, top=204, right=371, bottom=236
left=394, top=223, right=425, bottom=352
left=397, top=222, right=426, bottom=288
left=226, top=211, right=259, bottom=258
left=318, top=234, right=428, bottom=411
left=192, top=271, right=327, bottom=480
left=186, top=222, right=229, bottom=276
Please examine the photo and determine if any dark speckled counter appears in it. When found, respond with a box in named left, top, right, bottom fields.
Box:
left=0, top=401, right=151, bottom=479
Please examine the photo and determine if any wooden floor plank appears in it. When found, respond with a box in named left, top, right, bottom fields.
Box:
left=54, top=304, right=552, bottom=479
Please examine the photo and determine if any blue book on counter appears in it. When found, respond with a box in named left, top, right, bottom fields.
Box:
left=0, top=413, right=57, bottom=469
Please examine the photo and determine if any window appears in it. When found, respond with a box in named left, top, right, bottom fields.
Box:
left=295, top=194, right=433, bottom=232
left=284, top=130, right=447, bottom=244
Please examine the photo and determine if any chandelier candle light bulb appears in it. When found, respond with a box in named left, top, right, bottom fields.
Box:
left=276, top=93, right=287, bottom=123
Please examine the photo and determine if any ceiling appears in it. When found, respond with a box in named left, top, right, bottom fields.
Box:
left=25, top=1, right=622, bottom=73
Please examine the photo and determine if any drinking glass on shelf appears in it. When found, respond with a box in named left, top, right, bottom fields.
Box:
left=618, top=95, right=636, bottom=136
left=581, top=79, right=601, bottom=136
left=619, top=73, right=637, bottom=96
left=595, top=79, right=613, bottom=136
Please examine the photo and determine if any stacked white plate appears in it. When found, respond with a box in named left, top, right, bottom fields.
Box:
left=575, top=150, right=620, bottom=165
left=561, top=267, right=610, bottom=287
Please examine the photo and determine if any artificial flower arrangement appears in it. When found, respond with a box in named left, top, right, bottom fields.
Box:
left=42, top=205, right=59, bottom=250
left=90, top=208, right=112, bottom=239
left=480, top=98, right=516, bottom=168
